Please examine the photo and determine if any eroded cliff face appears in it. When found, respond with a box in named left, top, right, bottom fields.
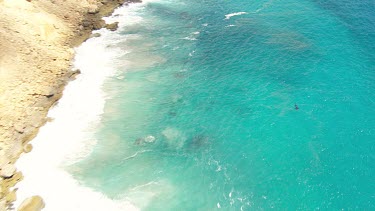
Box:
left=0, top=0, right=73, bottom=165
left=0, top=0, right=130, bottom=209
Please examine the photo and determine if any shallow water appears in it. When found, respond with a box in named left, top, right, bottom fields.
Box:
left=69, top=0, right=374, bottom=209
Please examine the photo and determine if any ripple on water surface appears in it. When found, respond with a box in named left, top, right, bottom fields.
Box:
left=70, top=0, right=375, bottom=210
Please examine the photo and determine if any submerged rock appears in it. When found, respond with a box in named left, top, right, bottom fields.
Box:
left=162, top=127, right=187, bottom=149
left=168, top=111, right=177, bottom=117
left=134, top=138, right=144, bottom=145
left=134, top=135, right=156, bottom=145
left=18, top=195, right=45, bottom=211
left=191, top=134, right=209, bottom=148
left=173, top=72, right=186, bottom=79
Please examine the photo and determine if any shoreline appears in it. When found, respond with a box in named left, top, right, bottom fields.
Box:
left=0, top=0, right=138, bottom=209
left=15, top=23, right=139, bottom=211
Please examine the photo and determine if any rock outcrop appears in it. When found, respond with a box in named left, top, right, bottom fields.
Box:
left=17, top=196, right=45, bottom=211
left=0, top=164, right=16, bottom=179
left=105, top=22, right=119, bottom=31
left=0, top=0, right=139, bottom=209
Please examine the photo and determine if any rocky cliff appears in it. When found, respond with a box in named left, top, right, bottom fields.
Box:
left=0, top=0, right=132, bottom=210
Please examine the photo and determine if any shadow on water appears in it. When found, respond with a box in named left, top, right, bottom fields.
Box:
left=192, top=14, right=321, bottom=90
left=310, top=0, right=375, bottom=62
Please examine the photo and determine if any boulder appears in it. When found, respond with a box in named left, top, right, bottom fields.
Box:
left=87, top=5, right=99, bottom=14
left=69, top=69, right=81, bottom=79
left=18, top=196, right=45, bottom=211
left=81, top=20, right=91, bottom=28
left=93, top=20, right=106, bottom=30
left=23, top=144, right=33, bottom=153
left=105, top=22, right=119, bottom=31
left=0, top=164, right=16, bottom=179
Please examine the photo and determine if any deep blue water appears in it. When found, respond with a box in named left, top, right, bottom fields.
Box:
left=70, top=0, right=375, bottom=209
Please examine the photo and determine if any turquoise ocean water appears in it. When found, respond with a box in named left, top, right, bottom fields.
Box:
left=69, top=0, right=374, bottom=210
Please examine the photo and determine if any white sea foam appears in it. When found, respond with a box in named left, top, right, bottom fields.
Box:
left=14, top=31, right=137, bottom=211
left=181, top=36, right=197, bottom=41
left=14, top=2, right=157, bottom=210
left=180, top=31, right=200, bottom=41
left=122, top=150, right=153, bottom=161
left=224, top=12, right=248, bottom=20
